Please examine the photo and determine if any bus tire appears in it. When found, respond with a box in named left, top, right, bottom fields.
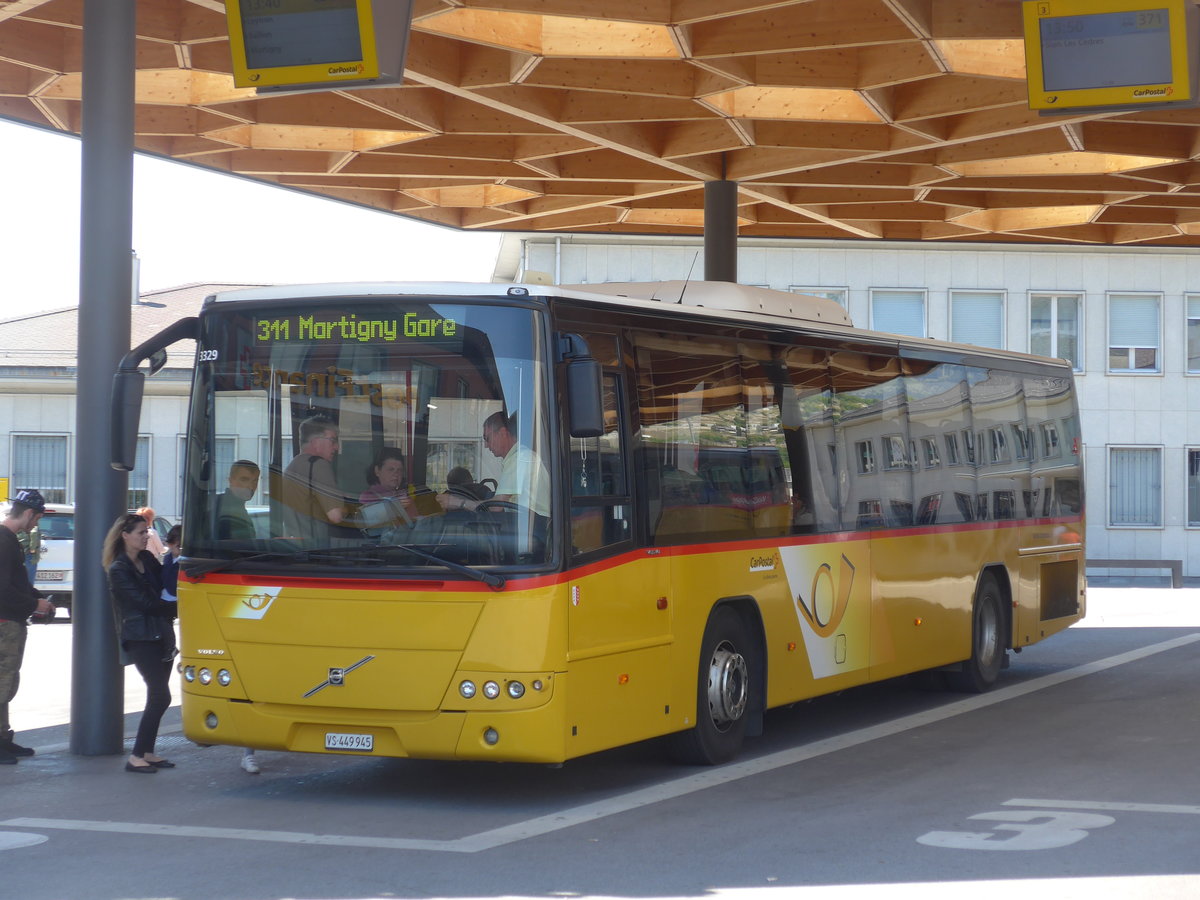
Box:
left=669, top=605, right=752, bottom=765
left=946, top=574, right=1005, bottom=693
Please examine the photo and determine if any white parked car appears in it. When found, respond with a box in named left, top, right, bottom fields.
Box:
left=34, top=503, right=74, bottom=619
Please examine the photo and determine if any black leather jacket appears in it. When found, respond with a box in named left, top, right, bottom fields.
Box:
left=107, top=551, right=174, bottom=643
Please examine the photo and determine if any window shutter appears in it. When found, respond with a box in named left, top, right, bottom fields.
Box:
left=952, top=292, right=1003, bottom=348
left=871, top=290, right=924, bottom=337
left=13, top=436, right=68, bottom=502
left=1109, top=295, right=1159, bottom=347
left=1109, top=447, right=1161, bottom=526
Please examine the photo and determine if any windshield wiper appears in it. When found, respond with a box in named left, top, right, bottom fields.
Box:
left=376, top=542, right=506, bottom=590
left=183, top=543, right=506, bottom=590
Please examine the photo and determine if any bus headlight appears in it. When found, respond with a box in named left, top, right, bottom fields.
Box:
left=459, top=680, right=477, bottom=699
left=482, top=680, right=500, bottom=699
left=184, top=666, right=196, bottom=683
left=217, top=669, right=232, bottom=687
left=198, top=668, right=212, bottom=685
left=507, top=681, right=525, bottom=699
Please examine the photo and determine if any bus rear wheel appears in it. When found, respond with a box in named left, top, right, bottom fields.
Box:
left=946, top=574, right=1005, bottom=693
left=669, top=606, right=752, bottom=765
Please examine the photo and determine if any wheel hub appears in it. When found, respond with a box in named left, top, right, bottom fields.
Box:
left=706, top=642, right=748, bottom=730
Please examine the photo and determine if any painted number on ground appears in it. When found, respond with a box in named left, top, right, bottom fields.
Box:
left=917, top=809, right=1115, bottom=851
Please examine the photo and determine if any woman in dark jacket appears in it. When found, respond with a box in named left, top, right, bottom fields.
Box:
left=103, top=512, right=177, bottom=773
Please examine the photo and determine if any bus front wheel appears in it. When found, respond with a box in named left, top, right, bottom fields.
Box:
left=670, top=606, right=752, bottom=765
left=947, top=574, right=1005, bottom=693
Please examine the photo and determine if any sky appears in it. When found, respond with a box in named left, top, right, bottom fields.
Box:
left=1, top=119, right=503, bottom=316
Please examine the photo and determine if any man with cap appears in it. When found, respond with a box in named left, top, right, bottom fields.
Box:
left=0, top=489, right=55, bottom=763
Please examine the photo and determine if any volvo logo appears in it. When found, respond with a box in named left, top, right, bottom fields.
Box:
left=302, top=655, right=375, bottom=698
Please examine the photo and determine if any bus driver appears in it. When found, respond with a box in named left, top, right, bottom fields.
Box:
left=439, top=410, right=549, bottom=517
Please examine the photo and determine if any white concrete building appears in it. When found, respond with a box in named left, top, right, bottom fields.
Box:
left=6, top=238, right=1198, bottom=580
left=496, top=233, right=1200, bottom=579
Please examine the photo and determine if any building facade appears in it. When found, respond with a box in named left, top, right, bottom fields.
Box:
left=0, top=284, right=261, bottom=523
left=497, top=233, right=1200, bottom=579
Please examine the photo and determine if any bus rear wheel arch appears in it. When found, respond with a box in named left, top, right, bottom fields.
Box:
left=669, top=602, right=763, bottom=765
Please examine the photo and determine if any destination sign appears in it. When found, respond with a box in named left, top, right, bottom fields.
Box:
left=239, top=0, right=363, bottom=70
left=255, top=313, right=459, bottom=344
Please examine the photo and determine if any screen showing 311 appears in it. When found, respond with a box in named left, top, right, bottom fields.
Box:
left=254, top=313, right=459, bottom=343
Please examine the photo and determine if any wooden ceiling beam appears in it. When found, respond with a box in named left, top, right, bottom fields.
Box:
left=724, top=147, right=866, bottom=181
left=890, top=75, right=1027, bottom=121
left=520, top=58, right=699, bottom=98
left=688, top=0, right=917, bottom=58
left=438, top=0, right=673, bottom=27
left=338, top=153, right=535, bottom=179
left=0, top=17, right=71, bottom=72
left=557, top=91, right=718, bottom=124
left=929, top=1, right=1024, bottom=39
left=1076, top=121, right=1200, bottom=161
left=752, top=120, right=897, bottom=152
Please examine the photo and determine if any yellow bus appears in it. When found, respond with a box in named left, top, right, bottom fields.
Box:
left=111, top=281, right=1085, bottom=765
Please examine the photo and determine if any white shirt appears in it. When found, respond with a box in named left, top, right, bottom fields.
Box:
left=497, top=444, right=550, bottom=517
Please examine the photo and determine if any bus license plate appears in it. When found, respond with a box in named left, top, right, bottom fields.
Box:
left=325, top=732, right=373, bottom=752
left=36, top=570, right=65, bottom=582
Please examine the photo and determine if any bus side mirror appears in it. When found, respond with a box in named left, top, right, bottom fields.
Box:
left=110, top=370, right=145, bottom=471
left=109, top=315, right=200, bottom=471
left=559, top=333, right=603, bottom=438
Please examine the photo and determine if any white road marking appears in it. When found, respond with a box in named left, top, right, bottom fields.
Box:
left=2, top=632, right=1197, bottom=853
left=0, top=831, right=48, bottom=852
left=1007, top=799, right=1200, bottom=816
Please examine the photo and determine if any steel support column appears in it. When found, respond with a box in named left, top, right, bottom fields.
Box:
left=70, top=0, right=136, bottom=755
left=703, top=180, right=738, bottom=283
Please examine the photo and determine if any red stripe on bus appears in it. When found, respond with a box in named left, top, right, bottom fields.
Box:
left=190, top=514, right=1082, bottom=593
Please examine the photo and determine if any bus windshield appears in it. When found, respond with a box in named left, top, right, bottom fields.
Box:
left=182, top=297, right=552, bottom=572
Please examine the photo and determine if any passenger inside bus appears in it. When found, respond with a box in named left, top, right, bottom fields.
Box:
left=217, top=459, right=260, bottom=540
left=280, top=415, right=358, bottom=543
left=358, top=447, right=418, bottom=535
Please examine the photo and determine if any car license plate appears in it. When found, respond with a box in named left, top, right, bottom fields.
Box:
left=36, top=570, right=65, bottom=582
left=324, top=732, right=373, bottom=752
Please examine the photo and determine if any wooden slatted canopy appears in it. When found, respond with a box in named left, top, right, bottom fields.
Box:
left=6, top=0, right=1200, bottom=245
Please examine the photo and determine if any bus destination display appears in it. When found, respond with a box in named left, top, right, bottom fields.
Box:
left=255, top=313, right=459, bottom=343
left=1040, top=9, right=1171, bottom=92
left=238, top=0, right=363, bottom=70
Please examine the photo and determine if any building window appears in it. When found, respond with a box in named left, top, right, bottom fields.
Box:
left=855, top=439, right=876, bottom=474
left=961, top=429, right=977, bottom=466
left=127, top=436, right=150, bottom=510
left=856, top=499, right=885, bottom=528
left=951, top=290, right=1004, bottom=349
left=1187, top=296, right=1200, bottom=374
left=1030, top=293, right=1082, bottom=370
left=790, top=287, right=848, bottom=308
left=1011, top=423, right=1032, bottom=460
left=1109, top=446, right=1162, bottom=527
left=943, top=432, right=960, bottom=466
left=1108, top=293, right=1161, bottom=373
left=988, top=427, right=1010, bottom=464
left=921, top=437, right=941, bottom=468
left=870, top=289, right=925, bottom=337
left=1041, top=422, right=1060, bottom=459
left=12, top=434, right=68, bottom=504
left=1188, top=449, right=1200, bottom=526
left=883, top=435, right=908, bottom=469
